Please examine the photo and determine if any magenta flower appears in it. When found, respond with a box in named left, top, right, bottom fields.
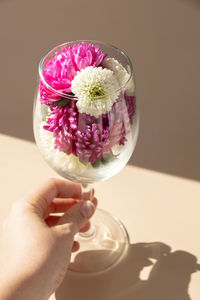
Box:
left=125, top=94, right=136, bottom=121
left=39, top=81, right=62, bottom=104
left=40, top=42, right=107, bottom=105
left=44, top=93, right=136, bottom=163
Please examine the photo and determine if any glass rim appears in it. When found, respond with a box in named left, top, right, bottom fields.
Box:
left=38, top=40, right=134, bottom=100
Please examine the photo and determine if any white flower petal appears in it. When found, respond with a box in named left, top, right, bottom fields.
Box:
left=102, top=57, right=135, bottom=95
left=71, top=66, right=120, bottom=117
left=38, top=122, right=91, bottom=176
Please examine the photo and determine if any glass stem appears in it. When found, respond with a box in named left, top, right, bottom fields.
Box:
left=79, top=183, right=96, bottom=238
left=81, top=183, right=93, bottom=201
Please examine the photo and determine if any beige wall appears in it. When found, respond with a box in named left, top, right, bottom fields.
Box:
left=0, top=0, right=199, bottom=181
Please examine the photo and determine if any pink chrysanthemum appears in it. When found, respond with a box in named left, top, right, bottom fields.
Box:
left=39, top=81, right=62, bottom=104
left=40, top=42, right=107, bottom=105
left=44, top=93, right=135, bottom=163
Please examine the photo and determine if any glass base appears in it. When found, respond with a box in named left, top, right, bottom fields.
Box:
left=69, top=208, right=129, bottom=273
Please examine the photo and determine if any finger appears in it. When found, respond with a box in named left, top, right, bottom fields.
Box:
left=24, top=178, right=81, bottom=215
left=57, top=201, right=96, bottom=235
left=45, top=215, right=61, bottom=227
left=79, top=221, right=90, bottom=233
left=72, top=241, right=80, bottom=252
left=82, top=189, right=95, bottom=201
left=49, top=196, right=97, bottom=213
left=78, top=200, right=97, bottom=232
left=44, top=196, right=98, bottom=219
left=92, top=197, right=98, bottom=207
left=43, top=198, right=80, bottom=219
left=76, top=196, right=97, bottom=232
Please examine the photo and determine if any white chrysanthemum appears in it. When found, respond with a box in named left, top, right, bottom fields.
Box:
left=38, top=122, right=91, bottom=176
left=71, top=66, right=120, bottom=117
left=102, top=57, right=135, bottom=95
left=41, top=104, right=51, bottom=122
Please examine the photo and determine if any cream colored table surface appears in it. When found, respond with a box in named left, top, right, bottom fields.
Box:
left=0, top=133, right=200, bottom=300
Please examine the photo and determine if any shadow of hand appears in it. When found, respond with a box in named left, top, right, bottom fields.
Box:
left=138, top=249, right=200, bottom=300
left=54, top=242, right=200, bottom=300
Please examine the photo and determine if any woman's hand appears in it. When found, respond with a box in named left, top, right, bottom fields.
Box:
left=0, top=178, right=97, bottom=300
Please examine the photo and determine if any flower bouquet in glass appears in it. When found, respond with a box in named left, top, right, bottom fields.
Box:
left=33, top=40, right=139, bottom=273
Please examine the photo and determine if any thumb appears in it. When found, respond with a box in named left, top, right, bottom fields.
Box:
left=57, top=201, right=95, bottom=235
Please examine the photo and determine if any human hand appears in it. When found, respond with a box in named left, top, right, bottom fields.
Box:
left=0, top=178, right=97, bottom=300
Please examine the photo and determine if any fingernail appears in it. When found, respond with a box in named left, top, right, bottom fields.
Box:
left=81, top=201, right=95, bottom=218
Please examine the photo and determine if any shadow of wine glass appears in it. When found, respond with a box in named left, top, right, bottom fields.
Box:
left=54, top=242, right=200, bottom=300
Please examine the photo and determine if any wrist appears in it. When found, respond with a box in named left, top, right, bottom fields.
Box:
left=0, top=270, right=50, bottom=300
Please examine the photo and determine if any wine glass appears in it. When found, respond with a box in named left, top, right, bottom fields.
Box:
left=33, top=40, right=139, bottom=273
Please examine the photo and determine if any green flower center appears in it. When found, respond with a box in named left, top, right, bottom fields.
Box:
left=88, top=86, right=105, bottom=98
